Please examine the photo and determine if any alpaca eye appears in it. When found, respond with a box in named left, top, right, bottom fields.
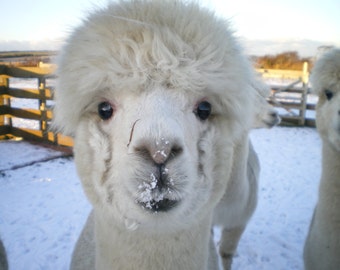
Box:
left=98, top=102, right=114, bottom=120
left=195, top=101, right=211, bottom=120
left=324, top=89, right=333, bottom=101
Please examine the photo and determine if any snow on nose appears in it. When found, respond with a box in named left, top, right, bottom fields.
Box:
left=134, top=137, right=183, bottom=165
left=152, top=138, right=171, bottom=164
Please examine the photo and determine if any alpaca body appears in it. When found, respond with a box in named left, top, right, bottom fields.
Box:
left=304, top=48, right=340, bottom=270
left=214, top=136, right=259, bottom=269
left=95, top=211, right=213, bottom=270
left=304, top=142, right=340, bottom=270
left=53, top=1, right=261, bottom=269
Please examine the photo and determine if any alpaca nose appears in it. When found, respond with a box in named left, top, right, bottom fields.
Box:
left=135, top=138, right=183, bottom=164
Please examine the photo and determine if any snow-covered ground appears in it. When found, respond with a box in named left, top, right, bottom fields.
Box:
left=0, top=126, right=321, bottom=270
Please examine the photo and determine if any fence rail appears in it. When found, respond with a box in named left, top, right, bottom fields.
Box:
left=0, top=64, right=316, bottom=147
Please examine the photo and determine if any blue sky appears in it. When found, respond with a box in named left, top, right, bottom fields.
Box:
left=1, top=0, right=339, bottom=56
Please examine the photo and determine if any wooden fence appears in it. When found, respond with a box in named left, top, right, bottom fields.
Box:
left=0, top=65, right=73, bottom=146
left=256, top=62, right=316, bottom=127
left=0, top=64, right=316, bottom=147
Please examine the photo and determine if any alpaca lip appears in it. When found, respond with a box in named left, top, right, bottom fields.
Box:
left=263, top=117, right=280, bottom=128
left=138, top=198, right=179, bottom=212
left=137, top=177, right=180, bottom=212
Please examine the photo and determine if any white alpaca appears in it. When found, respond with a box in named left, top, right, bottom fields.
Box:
left=53, top=1, right=260, bottom=269
left=304, top=48, right=340, bottom=270
left=67, top=61, right=275, bottom=270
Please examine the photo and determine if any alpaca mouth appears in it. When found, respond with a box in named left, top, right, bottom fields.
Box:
left=137, top=181, right=180, bottom=212
left=139, top=198, right=179, bottom=212
left=263, top=112, right=281, bottom=128
left=137, top=168, right=180, bottom=212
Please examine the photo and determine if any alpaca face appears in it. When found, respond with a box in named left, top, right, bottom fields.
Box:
left=312, top=49, right=340, bottom=151
left=54, top=0, right=257, bottom=231
left=252, top=93, right=280, bottom=128
left=73, top=86, right=237, bottom=231
left=250, top=78, right=280, bottom=129
left=316, top=86, right=340, bottom=151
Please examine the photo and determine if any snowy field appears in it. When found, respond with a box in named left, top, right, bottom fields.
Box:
left=0, top=126, right=321, bottom=270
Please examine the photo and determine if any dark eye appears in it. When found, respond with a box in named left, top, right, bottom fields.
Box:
left=324, top=89, right=334, bottom=100
left=195, top=101, right=212, bottom=120
left=98, top=101, right=114, bottom=120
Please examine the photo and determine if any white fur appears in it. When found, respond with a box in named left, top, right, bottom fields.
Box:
left=304, top=48, right=340, bottom=270
left=53, top=1, right=260, bottom=269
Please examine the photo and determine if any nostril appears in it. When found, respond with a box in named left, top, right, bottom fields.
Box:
left=169, top=145, right=183, bottom=159
left=134, top=146, right=151, bottom=160
left=270, top=111, right=278, bottom=117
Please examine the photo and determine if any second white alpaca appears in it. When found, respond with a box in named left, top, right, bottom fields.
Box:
left=304, top=48, right=340, bottom=270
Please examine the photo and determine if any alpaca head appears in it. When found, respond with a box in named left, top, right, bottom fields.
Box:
left=251, top=78, right=280, bottom=129
left=311, top=48, right=340, bottom=151
left=54, top=1, right=256, bottom=232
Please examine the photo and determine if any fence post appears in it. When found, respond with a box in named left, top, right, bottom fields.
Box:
left=0, top=76, right=5, bottom=127
left=0, top=76, right=11, bottom=130
left=38, top=77, right=48, bottom=141
left=302, top=62, right=309, bottom=85
left=300, top=62, right=309, bottom=126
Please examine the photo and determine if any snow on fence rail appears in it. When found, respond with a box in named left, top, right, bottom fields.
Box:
left=0, top=64, right=316, bottom=146
left=0, top=65, right=73, bottom=146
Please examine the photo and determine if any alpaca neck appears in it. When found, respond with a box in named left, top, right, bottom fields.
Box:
left=94, top=211, right=213, bottom=270
left=317, top=141, right=340, bottom=218
left=228, top=135, right=251, bottom=195
left=213, top=134, right=258, bottom=227
left=320, top=141, right=340, bottom=190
